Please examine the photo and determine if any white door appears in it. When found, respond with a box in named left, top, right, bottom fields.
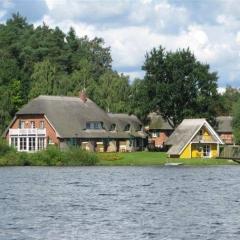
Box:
left=202, top=144, right=211, bottom=158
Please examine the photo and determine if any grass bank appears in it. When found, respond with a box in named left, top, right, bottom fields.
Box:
left=97, top=152, right=237, bottom=166
left=0, top=140, right=98, bottom=166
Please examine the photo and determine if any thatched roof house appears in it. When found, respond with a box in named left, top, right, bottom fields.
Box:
left=5, top=93, right=146, bottom=152
left=166, top=119, right=223, bottom=158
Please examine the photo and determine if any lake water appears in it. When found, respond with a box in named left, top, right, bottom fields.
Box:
left=1, top=166, right=240, bottom=240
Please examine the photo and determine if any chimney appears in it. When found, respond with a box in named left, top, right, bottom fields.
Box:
left=79, top=90, right=87, bottom=102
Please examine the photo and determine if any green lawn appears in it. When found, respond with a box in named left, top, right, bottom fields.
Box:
left=97, top=151, right=237, bottom=166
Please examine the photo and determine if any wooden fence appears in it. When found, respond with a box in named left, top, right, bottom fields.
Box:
left=219, top=145, right=240, bottom=161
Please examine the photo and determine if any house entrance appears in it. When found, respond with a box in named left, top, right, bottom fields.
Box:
left=202, top=144, right=210, bottom=157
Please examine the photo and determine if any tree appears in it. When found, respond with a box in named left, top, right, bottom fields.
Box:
left=217, top=86, right=240, bottom=116
left=142, top=46, right=219, bottom=127
left=91, top=71, right=130, bottom=113
left=129, top=78, right=150, bottom=123
left=29, top=59, right=57, bottom=98
left=232, top=98, right=240, bottom=144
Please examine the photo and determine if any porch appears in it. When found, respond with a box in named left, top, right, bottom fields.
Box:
left=9, top=128, right=47, bottom=152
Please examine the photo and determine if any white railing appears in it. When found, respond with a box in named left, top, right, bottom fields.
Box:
left=9, top=128, right=46, bottom=136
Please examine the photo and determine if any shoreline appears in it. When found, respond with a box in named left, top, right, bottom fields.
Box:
left=0, top=151, right=237, bottom=167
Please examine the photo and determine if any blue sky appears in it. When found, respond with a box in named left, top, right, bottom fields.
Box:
left=1, top=0, right=240, bottom=90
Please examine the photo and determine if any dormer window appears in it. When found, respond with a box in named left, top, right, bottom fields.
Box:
left=86, top=121, right=103, bottom=130
left=124, top=124, right=130, bottom=131
left=110, top=124, right=116, bottom=131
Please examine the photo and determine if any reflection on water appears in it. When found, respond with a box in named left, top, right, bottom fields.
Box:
left=0, top=166, right=240, bottom=240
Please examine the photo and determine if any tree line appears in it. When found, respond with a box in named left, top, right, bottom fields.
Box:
left=0, top=14, right=239, bottom=135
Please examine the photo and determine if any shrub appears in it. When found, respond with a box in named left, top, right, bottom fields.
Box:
left=0, top=138, right=14, bottom=156
left=0, top=144, right=98, bottom=166
left=61, top=147, right=98, bottom=166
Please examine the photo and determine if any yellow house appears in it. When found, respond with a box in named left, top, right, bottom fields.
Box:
left=166, top=119, right=224, bottom=158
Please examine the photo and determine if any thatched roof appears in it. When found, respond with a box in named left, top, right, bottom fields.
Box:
left=148, top=113, right=173, bottom=130
left=15, top=95, right=146, bottom=139
left=166, top=119, right=223, bottom=155
left=216, top=116, right=233, bottom=133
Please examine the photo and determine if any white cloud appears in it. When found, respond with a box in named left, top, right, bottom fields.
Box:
left=32, top=0, right=240, bottom=85
left=122, top=70, right=145, bottom=81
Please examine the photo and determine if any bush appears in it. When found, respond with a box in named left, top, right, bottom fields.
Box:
left=0, top=145, right=98, bottom=166
left=0, top=138, right=14, bottom=156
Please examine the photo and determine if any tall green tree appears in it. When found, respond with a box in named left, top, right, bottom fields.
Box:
left=217, top=86, right=240, bottom=116
left=92, top=71, right=130, bottom=113
left=142, top=46, right=219, bottom=127
left=232, top=98, right=240, bottom=144
left=29, top=59, right=57, bottom=98
left=129, top=78, right=150, bottom=123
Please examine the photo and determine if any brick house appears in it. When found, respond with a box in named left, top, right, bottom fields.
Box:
left=4, top=92, right=147, bottom=152
left=147, top=113, right=173, bottom=149
left=216, top=116, right=234, bottom=145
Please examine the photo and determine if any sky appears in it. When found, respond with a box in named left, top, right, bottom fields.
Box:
left=1, top=0, right=240, bottom=90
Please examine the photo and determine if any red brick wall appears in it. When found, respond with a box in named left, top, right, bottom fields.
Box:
left=6, top=114, right=59, bottom=145
left=149, top=130, right=173, bottom=147
left=218, top=132, right=234, bottom=145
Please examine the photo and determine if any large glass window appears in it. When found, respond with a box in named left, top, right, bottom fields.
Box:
left=20, top=137, right=27, bottom=150
left=11, top=137, right=18, bottom=149
left=38, top=137, right=45, bottom=150
left=29, top=137, right=36, bottom=151
left=86, top=122, right=103, bottom=129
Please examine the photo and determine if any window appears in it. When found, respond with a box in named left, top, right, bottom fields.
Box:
left=152, top=131, right=159, bottom=138
left=38, top=137, right=45, bottom=150
left=202, top=144, right=210, bottom=157
left=19, top=120, right=25, bottom=129
left=86, top=122, right=103, bottom=129
left=40, top=121, right=45, bottom=129
left=30, top=121, right=35, bottom=129
left=19, top=137, right=27, bottom=150
left=124, top=124, right=130, bottom=131
left=110, top=124, right=116, bottom=131
left=11, top=137, right=18, bottom=149
left=29, top=137, right=36, bottom=151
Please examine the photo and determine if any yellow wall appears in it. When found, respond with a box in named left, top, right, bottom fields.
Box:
left=201, top=127, right=213, bottom=141
left=191, top=144, right=202, bottom=158
left=211, top=144, right=218, bottom=157
left=180, top=144, right=191, bottom=158
left=180, top=143, right=219, bottom=158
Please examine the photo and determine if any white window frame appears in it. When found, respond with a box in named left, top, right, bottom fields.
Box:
left=40, top=121, right=45, bottom=129
left=29, top=137, right=36, bottom=151
left=30, top=121, right=35, bottom=129
left=38, top=137, right=45, bottom=150
left=19, top=137, right=27, bottom=151
left=202, top=144, right=211, bottom=158
left=10, top=137, right=18, bottom=149
left=19, top=120, right=25, bottom=129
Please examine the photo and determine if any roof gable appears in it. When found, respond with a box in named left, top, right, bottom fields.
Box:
left=167, top=119, right=223, bottom=155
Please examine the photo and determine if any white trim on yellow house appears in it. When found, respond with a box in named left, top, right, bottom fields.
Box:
left=178, top=121, right=224, bottom=156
